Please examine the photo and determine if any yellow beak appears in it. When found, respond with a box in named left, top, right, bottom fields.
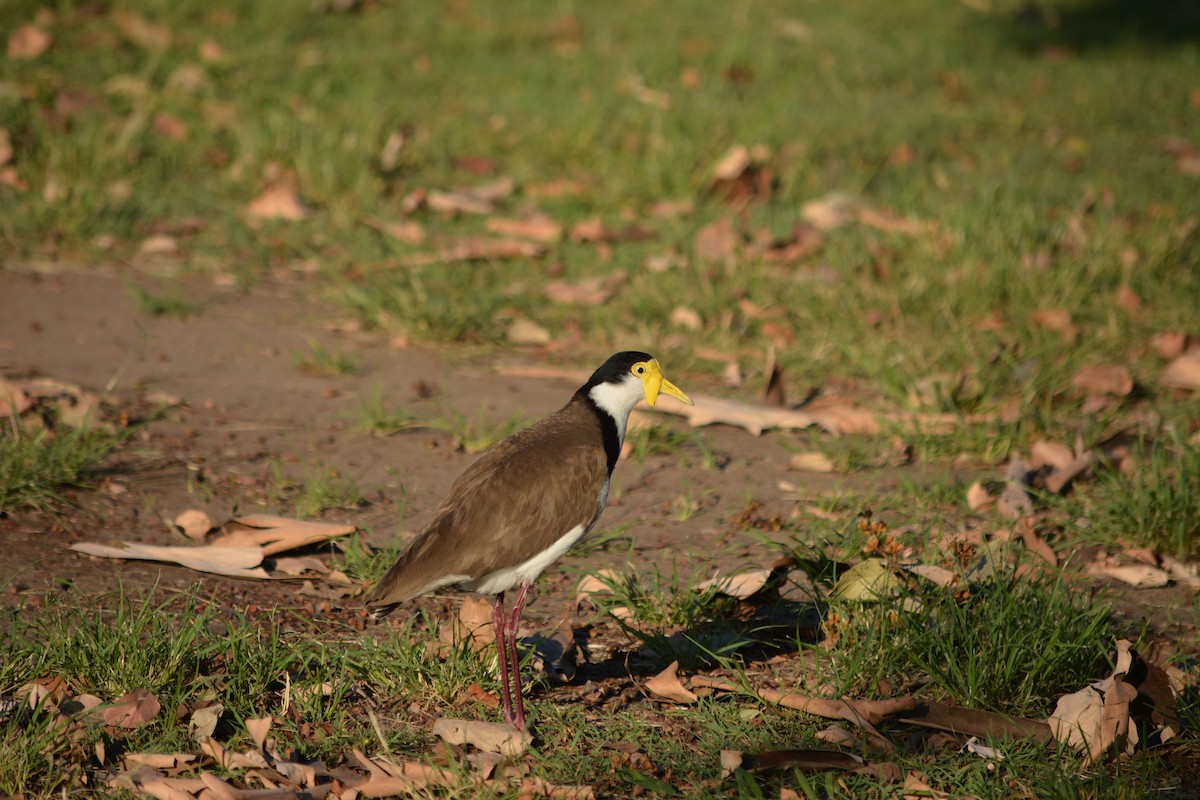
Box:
left=642, top=359, right=694, bottom=407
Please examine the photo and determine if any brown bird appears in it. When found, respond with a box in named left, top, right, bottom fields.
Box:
left=366, top=352, right=692, bottom=728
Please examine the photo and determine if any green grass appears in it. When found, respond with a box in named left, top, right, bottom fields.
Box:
left=293, top=341, right=360, bottom=377
left=258, top=461, right=365, bottom=518
left=2, top=1, right=1198, bottom=796
left=0, top=419, right=128, bottom=515
left=1084, top=434, right=1200, bottom=560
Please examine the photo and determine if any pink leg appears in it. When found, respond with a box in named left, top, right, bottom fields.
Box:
left=491, top=592, right=515, bottom=725
left=504, top=582, right=534, bottom=729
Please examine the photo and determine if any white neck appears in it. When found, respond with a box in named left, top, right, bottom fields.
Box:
left=587, top=376, right=644, bottom=448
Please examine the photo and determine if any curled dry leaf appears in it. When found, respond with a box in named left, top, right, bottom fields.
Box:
left=139, top=233, right=179, bottom=254
left=519, top=777, right=597, bottom=799
left=670, top=305, right=703, bottom=331
left=212, top=514, right=354, bottom=556
left=0, top=379, right=33, bottom=418
left=432, top=718, right=532, bottom=757
left=103, top=689, right=160, bottom=729
left=71, top=541, right=268, bottom=579
left=187, top=703, right=222, bottom=741
left=1071, top=364, right=1133, bottom=397
left=1029, top=440, right=1074, bottom=471
left=486, top=214, right=563, bottom=243
left=966, top=481, right=994, bottom=512
left=244, top=175, right=307, bottom=223
left=173, top=509, right=213, bottom=542
left=1160, top=349, right=1200, bottom=391
left=693, top=217, right=738, bottom=263
left=1085, top=562, right=1171, bottom=588
left=529, top=626, right=577, bottom=683
left=696, top=569, right=772, bottom=599
left=245, top=715, right=272, bottom=751
left=901, top=563, right=957, bottom=587
left=1150, top=330, right=1190, bottom=360
left=507, top=317, right=552, bottom=346
left=650, top=392, right=816, bottom=436
left=1030, top=308, right=1078, bottom=341
left=403, top=237, right=547, bottom=266
left=645, top=661, right=699, bottom=704
left=8, top=25, right=52, bottom=60
left=789, top=452, right=836, bottom=473
left=368, top=217, right=425, bottom=244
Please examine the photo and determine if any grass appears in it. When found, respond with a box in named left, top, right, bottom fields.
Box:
left=258, top=461, right=366, bottom=518
left=1084, top=434, right=1200, bottom=561
left=0, top=418, right=128, bottom=515
left=294, top=341, right=360, bottom=377
left=2, top=0, right=1198, bottom=796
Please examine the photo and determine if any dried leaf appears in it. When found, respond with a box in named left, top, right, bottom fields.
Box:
left=1016, top=516, right=1057, bottom=567
left=244, top=174, right=307, bottom=222
left=1160, top=349, right=1200, bottom=391
left=1150, top=331, right=1189, bottom=360
left=246, top=716, right=272, bottom=750
left=670, top=305, right=703, bottom=331
left=543, top=275, right=617, bottom=306
left=789, top=452, right=836, bottom=473
left=519, top=777, right=597, bottom=799
left=112, top=11, right=171, bottom=49
left=721, top=748, right=865, bottom=776
left=901, top=563, right=957, bottom=587
left=0, top=379, right=32, bottom=418
left=1086, top=563, right=1171, bottom=588
left=966, top=481, right=994, bottom=512
left=486, top=214, right=563, bottom=243
left=1029, top=440, right=1074, bottom=471
left=507, top=317, right=552, bottom=346
left=693, top=217, right=738, bottom=263
left=650, top=392, right=816, bottom=436
left=71, top=541, right=269, bottom=579
left=696, top=569, right=771, bottom=599
left=1072, top=364, right=1133, bottom=397
left=272, top=555, right=329, bottom=576
left=432, top=718, right=532, bottom=757
left=188, top=703, right=222, bottom=741
left=103, top=689, right=160, bottom=729
left=138, top=233, right=178, bottom=256
left=801, top=192, right=858, bottom=230
left=369, top=218, right=425, bottom=244
left=1030, top=308, right=1077, bottom=340
left=212, top=514, right=354, bottom=556
left=8, top=25, right=51, bottom=60
left=403, top=237, right=547, bottom=266
left=173, top=509, right=213, bottom=542
left=645, top=661, right=699, bottom=704
left=1091, top=675, right=1138, bottom=763
left=711, top=145, right=754, bottom=183
left=831, top=559, right=900, bottom=601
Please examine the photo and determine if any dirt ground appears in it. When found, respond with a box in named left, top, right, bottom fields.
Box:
left=1, top=268, right=1195, bottom=658
left=0, top=269, right=824, bottom=629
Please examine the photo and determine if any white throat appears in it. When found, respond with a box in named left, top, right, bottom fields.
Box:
left=587, top=376, right=644, bottom=448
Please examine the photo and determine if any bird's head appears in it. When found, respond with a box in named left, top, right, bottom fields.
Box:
left=584, top=351, right=692, bottom=421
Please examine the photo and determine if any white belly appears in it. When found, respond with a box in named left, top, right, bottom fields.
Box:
left=465, top=522, right=589, bottom=595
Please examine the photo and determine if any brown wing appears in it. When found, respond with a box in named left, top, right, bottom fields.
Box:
left=366, top=399, right=608, bottom=612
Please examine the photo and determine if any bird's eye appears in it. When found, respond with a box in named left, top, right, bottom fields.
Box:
left=634, top=365, right=645, bottom=375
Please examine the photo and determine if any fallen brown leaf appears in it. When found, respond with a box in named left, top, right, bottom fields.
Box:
left=486, top=214, right=563, bottom=243
left=1072, top=363, right=1133, bottom=397
left=112, top=11, right=171, bottom=49
left=670, top=305, right=703, bottom=331
left=543, top=274, right=621, bottom=306
left=1029, top=440, right=1074, bottom=471
left=8, top=25, right=51, bottom=60
left=403, top=237, right=547, bottom=266
left=966, top=481, right=994, bottom=512
left=432, top=718, right=532, bottom=757
left=1029, top=308, right=1078, bottom=341
left=789, top=452, right=836, bottom=473
left=173, top=509, right=213, bottom=542
left=507, top=317, right=552, bottom=346
left=71, top=541, right=268, bottom=579
left=244, top=173, right=307, bottom=223
left=645, top=661, right=699, bottom=705
left=519, top=776, right=597, bottom=799
left=212, top=514, right=354, bottom=556
left=246, top=715, right=272, bottom=750
left=103, top=689, right=160, bottom=729
left=1160, top=349, right=1200, bottom=391
left=693, top=217, right=739, bottom=262
left=368, top=217, right=425, bottom=244
left=1150, top=330, right=1190, bottom=360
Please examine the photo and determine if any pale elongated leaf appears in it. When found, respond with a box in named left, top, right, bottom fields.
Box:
left=70, top=542, right=268, bottom=579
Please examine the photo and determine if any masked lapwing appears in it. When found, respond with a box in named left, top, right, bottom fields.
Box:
left=366, top=351, right=692, bottom=728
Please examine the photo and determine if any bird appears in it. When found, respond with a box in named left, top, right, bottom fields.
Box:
left=365, top=352, right=692, bottom=728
